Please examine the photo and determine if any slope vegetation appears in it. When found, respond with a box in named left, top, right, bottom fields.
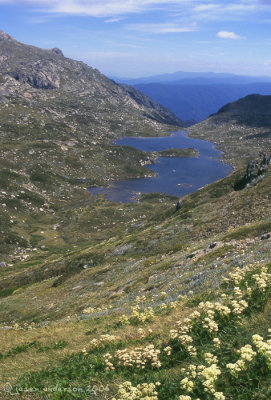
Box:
left=189, top=94, right=271, bottom=167
left=1, top=151, right=271, bottom=399
left=1, top=34, right=271, bottom=400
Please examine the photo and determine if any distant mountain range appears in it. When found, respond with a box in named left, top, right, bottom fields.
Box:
left=112, top=71, right=271, bottom=124
left=112, top=71, right=271, bottom=85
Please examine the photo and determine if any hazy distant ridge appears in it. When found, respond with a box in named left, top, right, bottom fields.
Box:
left=112, top=71, right=271, bottom=123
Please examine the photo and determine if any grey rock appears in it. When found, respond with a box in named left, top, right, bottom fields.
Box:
left=186, top=252, right=197, bottom=260
left=236, top=150, right=271, bottom=190
left=71, top=285, right=82, bottom=290
left=207, top=242, right=217, bottom=250
left=0, top=30, right=15, bottom=42
left=95, top=281, right=104, bottom=286
left=176, top=199, right=182, bottom=211
left=51, top=48, right=64, bottom=57
left=111, top=244, right=132, bottom=256
left=0, top=261, right=6, bottom=267
left=186, top=249, right=204, bottom=260
left=205, top=241, right=223, bottom=253
left=261, top=233, right=271, bottom=240
left=245, top=238, right=255, bottom=244
left=12, top=60, right=61, bottom=89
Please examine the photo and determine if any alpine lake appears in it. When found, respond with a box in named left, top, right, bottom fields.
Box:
left=89, top=130, right=233, bottom=202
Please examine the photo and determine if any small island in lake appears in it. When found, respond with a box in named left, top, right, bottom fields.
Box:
left=157, top=147, right=199, bottom=158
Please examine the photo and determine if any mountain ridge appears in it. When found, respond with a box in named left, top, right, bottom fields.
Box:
left=112, top=70, right=271, bottom=85
left=131, top=82, right=271, bottom=123
left=189, top=93, right=271, bottom=167
left=0, top=29, right=182, bottom=125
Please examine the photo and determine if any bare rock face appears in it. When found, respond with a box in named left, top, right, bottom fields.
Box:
left=12, top=60, right=61, bottom=89
left=244, top=151, right=271, bottom=183
left=51, top=48, right=64, bottom=57
left=0, top=30, right=183, bottom=127
left=0, top=30, right=15, bottom=42
left=235, top=150, right=271, bottom=190
left=0, top=26, right=183, bottom=165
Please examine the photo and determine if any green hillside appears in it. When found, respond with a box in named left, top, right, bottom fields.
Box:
left=1, top=33, right=271, bottom=400
left=189, top=94, right=271, bottom=167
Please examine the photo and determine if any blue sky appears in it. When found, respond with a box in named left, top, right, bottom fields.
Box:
left=1, top=0, right=271, bottom=77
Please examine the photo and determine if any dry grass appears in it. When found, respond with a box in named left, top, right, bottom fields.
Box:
left=0, top=300, right=195, bottom=388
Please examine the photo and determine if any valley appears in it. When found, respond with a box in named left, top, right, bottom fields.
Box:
left=115, top=72, right=271, bottom=124
left=89, top=130, right=232, bottom=202
left=0, top=31, right=271, bottom=400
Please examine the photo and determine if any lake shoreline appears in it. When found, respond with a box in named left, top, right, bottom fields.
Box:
left=88, top=130, right=233, bottom=203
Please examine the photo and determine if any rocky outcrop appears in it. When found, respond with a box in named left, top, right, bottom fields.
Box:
left=244, top=151, right=271, bottom=182
left=0, top=30, right=16, bottom=42
left=12, top=60, right=61, bottom=89
left=51, top=48, right=64, bottom=57
left=235, top=151, right=271, bottom=190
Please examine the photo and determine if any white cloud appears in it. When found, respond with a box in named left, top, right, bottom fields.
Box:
left=104, top=17, right=125, bottom=23
left=0, top=0, right=56, bottom=4
left=264, top=59, right=271, bottom=67
left=190, top=2, right=257, bottom=22
left=194, top=4, right=219, bottom=12
left=0, top=0, right=261, bottom=18
left=217, top=30, right=245, bottom=39
left=0, top=0, right=190, bottom=17
left=126, top=22, right=198, bottom=34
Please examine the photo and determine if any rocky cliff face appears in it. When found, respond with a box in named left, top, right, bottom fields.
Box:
left=0, top=30, right=182, bottom=127
left=235, top=150, right=271, bottom=189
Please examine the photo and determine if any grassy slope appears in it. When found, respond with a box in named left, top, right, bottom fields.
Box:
left=1, top=159, right=271, bottom=398
left=189, top=95, right=271, bottom=168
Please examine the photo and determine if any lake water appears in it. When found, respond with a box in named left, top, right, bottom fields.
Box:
left=89, top=130, right=233, bottom=202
